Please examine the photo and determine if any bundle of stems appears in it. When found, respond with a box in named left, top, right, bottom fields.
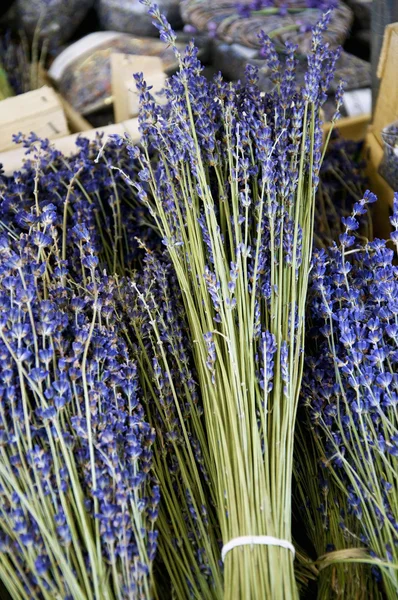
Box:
left=301, top=191, right=398, bottom=598
left=127, top=3, right=342, bottom=597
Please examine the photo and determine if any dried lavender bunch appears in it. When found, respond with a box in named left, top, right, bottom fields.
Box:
left=180, top=0, right=352, bottom=54
left=301, top=191, right=398, bottom=599
left=0, top=161, right=158, bottom=599
left=2, top=135, right=224, bottom=598
left=114, top=254, right=224, bottom=599
left=123, top=4, right=342, bottom=598
left=294, top=135, right=373, bottom=599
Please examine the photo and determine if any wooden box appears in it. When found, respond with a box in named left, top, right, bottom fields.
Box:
left=363, top=22, right=398, bottom=238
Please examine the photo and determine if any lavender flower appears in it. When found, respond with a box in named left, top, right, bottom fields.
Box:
left=0, top=134, right=160, bottom=275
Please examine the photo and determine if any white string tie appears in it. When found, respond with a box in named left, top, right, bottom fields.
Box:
left=221, top=536, right=295, bottom=562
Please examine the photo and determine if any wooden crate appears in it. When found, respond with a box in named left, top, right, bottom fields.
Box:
left=0, top=86, right=69, bottom=152
left=363, top=22, right=398, bottom=238
left=38, top=67, right=93, bottom=134
left=111, top=54, right=166, bottom=123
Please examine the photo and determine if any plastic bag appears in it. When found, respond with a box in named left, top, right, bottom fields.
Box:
left=97, top=0, right=182, bottom=37
left=48, top=32, right=182, bottom=115
left=16, top=0, right=94, bottom=46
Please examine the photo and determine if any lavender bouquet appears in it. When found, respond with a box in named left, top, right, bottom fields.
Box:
left=294, top=136, right=378, bottom=600
left=301, top=191, right=398, bottom=598
left=1, top=136, right=225, bottom=599
left=121, top=3, right=343, bottom=597
left=0, top=154, right=159, bottom=599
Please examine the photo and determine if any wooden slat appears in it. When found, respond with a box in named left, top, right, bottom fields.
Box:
left=37, top=67, right=93, bottom=134
left=0, top=86, right=69, bottom=152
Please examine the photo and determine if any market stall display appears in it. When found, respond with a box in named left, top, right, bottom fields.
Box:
left=48, top=32, right=183, bottom=115
left=0, top=86, right=69, bottom=152
left=1, top=2, right=397, bottom=600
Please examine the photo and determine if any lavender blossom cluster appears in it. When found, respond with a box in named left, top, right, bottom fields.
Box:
left=2, top=133, right=160, bottom=273
left=127, top=12, right=343, bottom=428
left=132, top=10, right=342, bottom=291
left=302, top=192, right=398, bottom=595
